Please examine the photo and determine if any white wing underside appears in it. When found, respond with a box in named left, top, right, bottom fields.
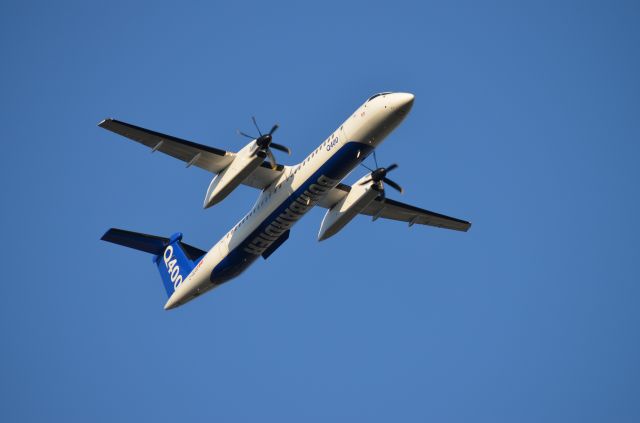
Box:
left=98, top=119, right=285, bottom=190
left=99, top=118, right=470, bottom=232
left=318, top=184, right=471, bottom=232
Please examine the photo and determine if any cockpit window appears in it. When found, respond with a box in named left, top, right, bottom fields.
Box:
left=367, top=92, right=392, bottom=102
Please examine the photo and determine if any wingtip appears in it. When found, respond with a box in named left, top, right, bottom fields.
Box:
left=98, top=118, right=115, bottom=128
left=100, top=227, right=114, bottom=241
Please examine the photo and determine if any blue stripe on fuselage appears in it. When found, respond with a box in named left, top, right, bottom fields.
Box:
left=210, top=141, right=373, bottom=285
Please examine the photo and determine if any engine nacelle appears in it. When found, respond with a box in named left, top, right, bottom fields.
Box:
left=203, top=145, right=265, bottom=208
left=318, top=176, right=379, bottom=241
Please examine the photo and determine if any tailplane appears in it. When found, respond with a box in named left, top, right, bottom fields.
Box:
left=101, top=228, right=206, bottom=297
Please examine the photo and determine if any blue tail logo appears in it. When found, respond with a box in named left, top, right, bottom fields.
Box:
left=161, top=244, right=185, bottom=290
left=101, top=228, right=206, bottom=299
left=154, top=233, right=203, bottom=298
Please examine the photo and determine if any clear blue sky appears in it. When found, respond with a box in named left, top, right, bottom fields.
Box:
left=1, top=1, right=639, bottom=421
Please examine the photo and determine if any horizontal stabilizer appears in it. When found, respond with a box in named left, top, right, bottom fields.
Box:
left=101, top=228, right=207, bottom=260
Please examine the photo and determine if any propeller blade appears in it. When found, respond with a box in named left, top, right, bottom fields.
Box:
left=270, top=142, right=291, bottom=155
left=359, top=162, right=374, bottom=172
left=266, top=149, right=277, bottom=169
left=238, top=130, right=255, bottom=139
left=251, top=116, right=262, bottom=136
left=359, top=178, right=373, bottom=185
left=373, top=150, right=379, bottom=168
left=383, top=177, right=403, bottom=194
left=269, top=124, right=279, bottom=135
left=386, top=163, right=399, bottom=173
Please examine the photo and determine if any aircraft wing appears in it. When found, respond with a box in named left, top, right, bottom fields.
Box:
left=318, top=184, right=471, bottom=232
left=98, top=119, right=284, bottom=189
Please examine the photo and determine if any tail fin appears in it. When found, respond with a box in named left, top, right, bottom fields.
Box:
left=101, top=228, right=207, bottom=297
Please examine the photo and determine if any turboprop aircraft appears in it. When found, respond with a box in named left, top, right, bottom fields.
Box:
left=100, top=92, right=471, bottom=310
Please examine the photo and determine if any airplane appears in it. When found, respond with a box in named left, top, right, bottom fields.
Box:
left=99, top=92, right=471, bottom=310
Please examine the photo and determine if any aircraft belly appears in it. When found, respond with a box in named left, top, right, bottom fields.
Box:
left=210, top=141, right=372, bottom=286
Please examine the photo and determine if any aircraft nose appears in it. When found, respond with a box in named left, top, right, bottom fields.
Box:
left=395, top=92, right=415, bottom=112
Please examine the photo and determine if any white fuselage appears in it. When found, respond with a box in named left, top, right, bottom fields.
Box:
left=164, top=92, right=415, bottom=309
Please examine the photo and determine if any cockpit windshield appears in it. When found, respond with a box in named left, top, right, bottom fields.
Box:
left=367, top=92, right=393, bottom=102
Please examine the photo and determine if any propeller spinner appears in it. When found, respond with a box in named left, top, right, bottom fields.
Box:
left=359, top=151, right=403, bottom=198
left=238, top=116, right=291, bottom=169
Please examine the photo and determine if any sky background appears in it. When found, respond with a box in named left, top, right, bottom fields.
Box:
left=1, top=0, right=639, bottom=421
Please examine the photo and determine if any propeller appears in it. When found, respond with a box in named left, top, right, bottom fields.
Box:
left=237, top=116, right=291, bottom=169
left=359, top=151, right=403, bottom=198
